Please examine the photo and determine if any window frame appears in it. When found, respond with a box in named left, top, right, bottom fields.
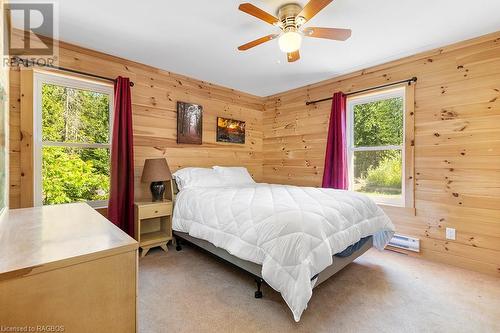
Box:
left=33, top=72, right=114, bottom=208
left=0, top=85, right=7, bottom=216
left=346, top=86, right=408, bottom=207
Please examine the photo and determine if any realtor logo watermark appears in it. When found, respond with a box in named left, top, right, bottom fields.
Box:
left=3, top=1, right=59, bottom=67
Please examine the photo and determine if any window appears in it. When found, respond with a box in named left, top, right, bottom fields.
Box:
left=34, top=72, right=114, bottom=207
left=347, top=87, right=408, bottom=206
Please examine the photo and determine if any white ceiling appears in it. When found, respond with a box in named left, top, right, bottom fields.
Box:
left=13, top=0, right=500, bottom=96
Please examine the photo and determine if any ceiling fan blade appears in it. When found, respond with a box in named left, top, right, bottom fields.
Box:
left=238, top=3, right=279, bottom=25
left=287, top=50, right=300, bottom=62
left=303, top=27, right=352, bottom=41
left=238, top=34, right=278, bottom=51
left=297, top=0, right=333, bottom=22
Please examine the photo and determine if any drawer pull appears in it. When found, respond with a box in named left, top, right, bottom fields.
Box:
left=154, top=210, right=158, bottom=214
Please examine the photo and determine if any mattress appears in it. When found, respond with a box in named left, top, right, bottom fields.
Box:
left=173, top=183, right=395, bottom=321
left=335, top=236, right=371, bottom=257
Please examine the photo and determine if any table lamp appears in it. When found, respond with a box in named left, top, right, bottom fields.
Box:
left=141, top=158, right=172, bottom=201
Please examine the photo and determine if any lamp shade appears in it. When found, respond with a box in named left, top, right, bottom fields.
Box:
left=279, top=31, right=302, bottom=53
left=141, top=158, right=172, bottom=182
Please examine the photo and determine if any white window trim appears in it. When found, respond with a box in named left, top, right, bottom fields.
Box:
left=346, top=87, right=406, bottom=207
left=33, top=72, right=114, bottom=208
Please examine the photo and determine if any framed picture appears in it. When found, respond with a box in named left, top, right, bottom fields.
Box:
left=177, top=101, right=203, bottom=144
left=216, top=117, right=246, bottom=144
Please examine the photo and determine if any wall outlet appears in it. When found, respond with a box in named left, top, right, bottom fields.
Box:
left=446, top=227, right=456, bottom=240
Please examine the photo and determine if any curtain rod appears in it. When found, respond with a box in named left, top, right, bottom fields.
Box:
left=12, top=56, right=135, bottom=87
left=305, top=77, right=417, bottom=105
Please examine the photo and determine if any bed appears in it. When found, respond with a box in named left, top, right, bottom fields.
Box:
left=171, top=167, right=395, bottom=321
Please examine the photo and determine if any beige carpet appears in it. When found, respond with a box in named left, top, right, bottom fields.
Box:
left=138, top=244, right=500, bottom=333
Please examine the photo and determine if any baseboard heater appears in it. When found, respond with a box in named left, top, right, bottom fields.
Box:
left=387, top=234, right=420, bottom=252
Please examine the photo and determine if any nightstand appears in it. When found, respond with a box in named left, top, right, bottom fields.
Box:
left=134, top=200, right=173, bottom=257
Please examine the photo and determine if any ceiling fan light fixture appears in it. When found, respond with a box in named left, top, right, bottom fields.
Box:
left=278, top=30, right=302, bottom=53
left=237, top=1, right=350, bottom=62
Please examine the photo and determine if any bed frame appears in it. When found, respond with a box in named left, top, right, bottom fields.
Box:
left=171, top=179, right=373, bottom=298
left=174, top=231, right=372, bottom=298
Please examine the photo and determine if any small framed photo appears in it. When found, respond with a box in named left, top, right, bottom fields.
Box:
left=216, top=117, right=245, bottom=144
left=177, top=101, right=203, bottom=144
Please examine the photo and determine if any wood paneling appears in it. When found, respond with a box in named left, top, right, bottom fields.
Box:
left=9, top=39, right=264, bottom=207
left=19, top=70, right=33, bottom=207
left=263, top=31, right=500, bottom=276
left=1, top=0, right=9, bottom=211
left=7, top=28, right=500, bottom=276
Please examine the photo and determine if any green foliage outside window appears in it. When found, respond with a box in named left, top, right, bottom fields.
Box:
left=352, top=96, right=403, bottom=199
left=41, top=83, right=111, bottom=205
left=353, top=97, right=403, bottom=147
left=365, top=153, right=402, bottom=192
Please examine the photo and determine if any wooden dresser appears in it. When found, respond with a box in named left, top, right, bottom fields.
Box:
left=0, top=203, right=138, bottom=332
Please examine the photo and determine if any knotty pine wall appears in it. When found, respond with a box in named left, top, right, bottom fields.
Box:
left=8, top=31, right=500, bottom=275
left=9, top=40, right=264, bottom=208
left=263, top=32, right=500, bottom=276
left=0, top=0, right=8, bottom=210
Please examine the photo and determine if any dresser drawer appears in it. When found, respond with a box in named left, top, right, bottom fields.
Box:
left=138, top=202, right=172, bottom=219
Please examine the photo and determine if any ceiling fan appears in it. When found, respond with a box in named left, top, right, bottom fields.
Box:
left=237, top=0, right=351, bottom=62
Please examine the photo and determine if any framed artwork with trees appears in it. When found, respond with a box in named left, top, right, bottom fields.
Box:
left=177, top=101, right=203, bottom=144
left=216, top=117, right=245, bottom=144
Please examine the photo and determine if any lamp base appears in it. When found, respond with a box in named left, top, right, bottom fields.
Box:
left=150, top=181, right=165, bottom=202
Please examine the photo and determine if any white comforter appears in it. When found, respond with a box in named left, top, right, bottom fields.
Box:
left=173, top=183, right=395, bottom=321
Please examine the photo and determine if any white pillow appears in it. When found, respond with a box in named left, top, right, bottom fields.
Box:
left=213, top=166, right=255, bottom=186
left=172, top=167, right=225, bottom=190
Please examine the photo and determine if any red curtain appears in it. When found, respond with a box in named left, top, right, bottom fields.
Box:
left=322, top=92, right=348, bottom=189
left=108, top=77, right=135, bottom=236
